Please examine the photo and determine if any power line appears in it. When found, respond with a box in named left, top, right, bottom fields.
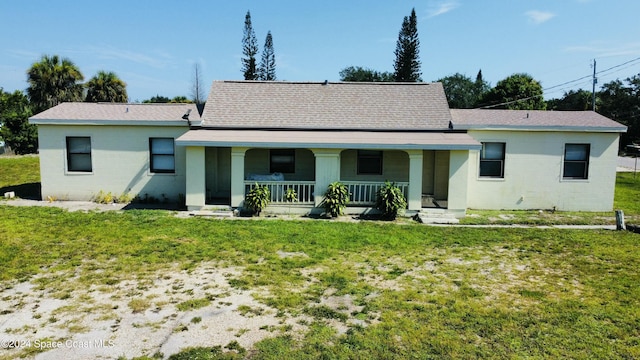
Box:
left=476, top=56, right=640, bottom=109
left=595, top=56, right=640, bottom=77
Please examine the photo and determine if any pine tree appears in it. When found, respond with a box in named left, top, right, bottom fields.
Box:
left=258, top=31, right=276, bottom=81
left=241, top=11, right=259, bottom=80
left=473, top=69, right=490, bottom=106
left=393, top=8, right=421, bottom=82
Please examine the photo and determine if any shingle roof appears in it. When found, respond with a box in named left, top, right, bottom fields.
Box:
left=201, top=81, right=452, bottom=130
left=30, top=102, right=199, bottom=125
left=450, top=109, right=627, bottom=132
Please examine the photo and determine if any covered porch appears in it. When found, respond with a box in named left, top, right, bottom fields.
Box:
left=176, top=129, right=480, bottom=216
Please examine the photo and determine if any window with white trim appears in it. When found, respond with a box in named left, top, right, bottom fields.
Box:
left=479, top=142, right=505, bottom=178
left=149, top=138, right=175, bottom=173
left=66, top=136, right=92, bottom=172
left=563, top=143, right=590, bottom=179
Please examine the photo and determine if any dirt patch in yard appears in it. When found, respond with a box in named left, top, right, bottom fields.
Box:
left=0, top=263, right=310, bottom=360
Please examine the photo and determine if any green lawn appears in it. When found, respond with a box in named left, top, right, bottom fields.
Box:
left=1, top=156, right=640, bottom=359
left=0, top=155, right=40, bottom=199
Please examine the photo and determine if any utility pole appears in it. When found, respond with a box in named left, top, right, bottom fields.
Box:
left=592, top=59, right=597, bottom=111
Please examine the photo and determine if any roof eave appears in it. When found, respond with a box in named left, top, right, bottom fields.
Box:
left=29, top=119, right=190, bottom=126
left=456, top=125, right=627, bottom=133
left=175, top=139, right=481, bottom=151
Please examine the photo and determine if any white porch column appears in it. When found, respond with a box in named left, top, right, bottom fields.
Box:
left=406, top=150, right=423, bottom=211
left=448, top=150, right=470, bottom=214
left=230, top=147, right=249, bottom=208
left=185, top=146, right=206, bottom=210
left=312, top=149, right=341, bottom=207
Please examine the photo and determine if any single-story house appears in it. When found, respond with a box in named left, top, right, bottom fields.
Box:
left=29, top=81, right=626, bottom=216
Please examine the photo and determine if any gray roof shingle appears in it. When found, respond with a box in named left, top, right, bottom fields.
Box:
left=450, top=109, right=627, bottom=132
left=30, top=103, right=200, bottom=124
left=201, top=81, right=452, bottom=130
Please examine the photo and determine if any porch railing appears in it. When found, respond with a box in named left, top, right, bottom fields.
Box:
left=342, top=181, right=409, bottom=206
left=244, top=181, right=315, bottom=205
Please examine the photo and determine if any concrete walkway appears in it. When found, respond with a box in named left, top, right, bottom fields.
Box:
left=0, top=199, right=622, bottom=230
left=618, top=156, right=640, bottom=172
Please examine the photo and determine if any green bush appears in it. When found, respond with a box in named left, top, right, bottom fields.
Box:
left=244, top=183, right=270, bottom=215
left=93, top=190, right=134, bottom=204
left=284, top=188, right=298, bottom=203
left=321, top=182, right=349, bottom=217
left=375, top=181, right=407, bottom=220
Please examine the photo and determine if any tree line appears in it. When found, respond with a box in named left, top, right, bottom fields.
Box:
left=0, top=55, right=204, bottom=154
left=1, top=54, right=132, bottom=154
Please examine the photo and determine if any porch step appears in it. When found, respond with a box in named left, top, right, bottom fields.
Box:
left=415, top=210, right=459, bottom=224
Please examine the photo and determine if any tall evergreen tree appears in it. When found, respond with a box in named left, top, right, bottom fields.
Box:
left=258, top=31, right=276, bottom=81
left=393, top=8, right=421, bottom=82
left=26, top=55, right=84, bottom=113
left=241, top=11, right=259, bottom=80
left=473, top=69, right=490, bottom=102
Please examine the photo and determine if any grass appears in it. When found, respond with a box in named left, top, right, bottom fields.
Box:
left=0, top=155, right=40, bottom=199
left=1, top=205, right=639, bottom=358
left=176, top=298, right=211, bottom=312
left=1, top=156, right=640, bottom=358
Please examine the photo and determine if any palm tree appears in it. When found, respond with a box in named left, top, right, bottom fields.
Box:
left=85, top=71, right=128, bottom=103
left=26, top=55, right=84, bottom=113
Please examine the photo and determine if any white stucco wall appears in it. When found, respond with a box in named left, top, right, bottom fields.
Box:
left=37, top=124, right=189, bottom=201
left=466, top=130, right=620, bottom=211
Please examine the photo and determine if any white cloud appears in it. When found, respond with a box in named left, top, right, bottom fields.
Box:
left=88, top=46, right=173, bottom=69
left=427, top=1, right=460, bottom=18
left=525, top=10, right=556, bottom=24
left=564, top=42, right=640, bottom=58
left=7, top=49, right=41, bottom=61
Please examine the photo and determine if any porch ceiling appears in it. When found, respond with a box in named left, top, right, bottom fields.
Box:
left=176, top=129, right=481, bottom=150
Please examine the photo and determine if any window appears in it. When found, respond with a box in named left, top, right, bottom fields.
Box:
left=563, top=144, right=590, bottom=179
left=479, top=142, right=505, bottom=178
left=357, top=150, right=383, bottom=175
left=66, top=137, right=92, bottom=172
left=149, top=138, right=175, bottom=173
left=270, top=149, right=295, bottom=173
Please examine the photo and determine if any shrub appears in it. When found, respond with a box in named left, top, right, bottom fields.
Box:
left=284, top=188, right=298, bottom=203
left=115, top=192, right=134, bottom=204
left=321, top=182, right=349, bottom=217
left=94, top=190, right=134, bottom=204
left=375, top=181, right=407, bottom=220
left=244, top=183, right=270, bottom=215
left=93, top=190, right=114, bottom=204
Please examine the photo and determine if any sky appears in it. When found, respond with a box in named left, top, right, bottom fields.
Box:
left=1, top=0, right=640, bottom=103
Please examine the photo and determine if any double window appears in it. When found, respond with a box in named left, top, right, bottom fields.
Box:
left=357, top=150, right=383, bottom=175
left=270, top=149, right=295, bottom=173
left=479, top=142, right=505, bottom=178
left=149, top=138, right=175, bottom=173
left=66, top=136, right=92, bottom=172
left=563, top=144, right=590, bottom=179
